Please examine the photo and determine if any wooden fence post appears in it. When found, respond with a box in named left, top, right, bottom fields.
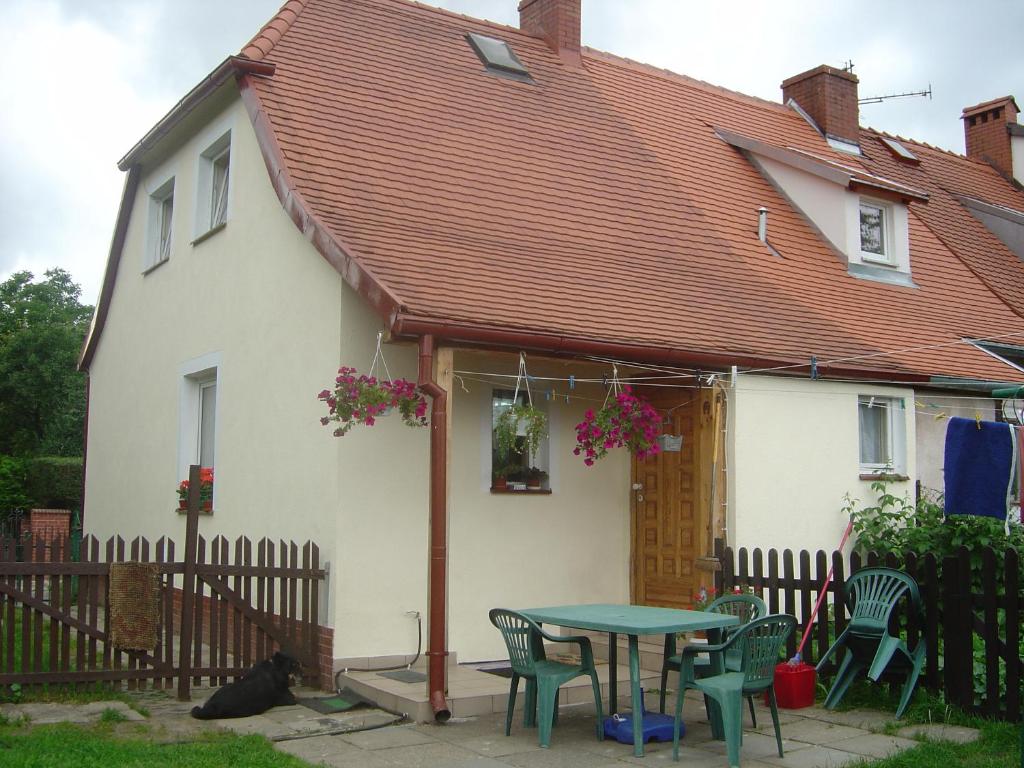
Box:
left=177, top=465, right=201, bottom=701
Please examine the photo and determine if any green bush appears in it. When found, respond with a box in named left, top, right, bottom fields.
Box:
left=23, top=456, right=82, bottom=510
left=846, top=481, right=1024, bottom=567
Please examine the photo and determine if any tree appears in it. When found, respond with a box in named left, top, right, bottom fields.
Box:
left=0, top=269, right=93, bottom=456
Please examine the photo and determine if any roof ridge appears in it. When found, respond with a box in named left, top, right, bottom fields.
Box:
left=240, top=0, right=311, bottom=60
left=581, top=47, right=794, bottom=116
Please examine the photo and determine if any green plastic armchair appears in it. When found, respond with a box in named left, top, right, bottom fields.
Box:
left=672, top=614, right=797, bottom=767
left=488, top=608, right=604, bottom=748
left=816, top=567, right=926, bottom=718
left=659, top=592, right=768, bottom=725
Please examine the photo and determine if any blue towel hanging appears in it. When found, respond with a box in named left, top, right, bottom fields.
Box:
left=943, top=417, right=1014, bottom=521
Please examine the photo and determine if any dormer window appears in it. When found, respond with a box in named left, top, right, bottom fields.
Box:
left=859, top=200, right=892, bottom=264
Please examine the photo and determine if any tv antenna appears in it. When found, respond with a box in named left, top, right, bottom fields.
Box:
left=859, top=85, right=932, bottom=105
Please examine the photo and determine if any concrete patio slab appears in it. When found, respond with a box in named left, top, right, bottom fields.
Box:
left=828, top=732, right=920, bottom=758
left=777, top=717, right=870, bottom=745
left=757, top=744, right=867, bottom=767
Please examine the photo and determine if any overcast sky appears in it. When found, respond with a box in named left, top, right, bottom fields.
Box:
left=2, top=0, right=1022, bottom=305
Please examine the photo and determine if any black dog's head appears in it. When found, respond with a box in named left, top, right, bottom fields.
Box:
left=272, top=651, right=302, bottom=679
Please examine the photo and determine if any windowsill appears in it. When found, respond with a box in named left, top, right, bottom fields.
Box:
left=860, top=253, right=894, bottom=267
left=176, top=507, right=214, bottom=515
left=859, top=472, right=909, bottom=482
left=191, top=221, right=227, bottom=247
left=490, top=487, right=552, bottom=495
left=142, top=257, right=169, bottom=276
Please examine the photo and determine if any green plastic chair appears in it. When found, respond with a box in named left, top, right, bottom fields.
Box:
left=816, top=567, right=926, bottom=718
left=672, top=614, right=796, bottom=766
left=659, top=593, right=768, bottom=725
left=488, top=608, right=604, bottom=748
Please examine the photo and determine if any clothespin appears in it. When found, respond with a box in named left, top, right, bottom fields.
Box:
left=568, top=375, right=576, bottom=390
left=810, top=356, right=819, bottom=381
left=975, top=412, right=983, bottom=430
left=696, top=370, right=703, bottom=390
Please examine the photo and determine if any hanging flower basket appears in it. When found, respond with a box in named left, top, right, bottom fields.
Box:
left=318, top=366, right=428, bottom=437
left=573, top=386, right=661, bottom=466
left=494, top=403, right=547, bottom=460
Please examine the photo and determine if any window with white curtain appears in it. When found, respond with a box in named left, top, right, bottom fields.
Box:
left=858, top=395, right=906, bottom=473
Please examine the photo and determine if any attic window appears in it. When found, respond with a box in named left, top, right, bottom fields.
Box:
left=466, top=33, right=530, bottom=79
left=879, top=137, right=919, bottom=163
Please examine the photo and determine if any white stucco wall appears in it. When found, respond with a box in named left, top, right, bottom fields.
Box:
left=84, top=93, right=345, bottom=620
left=728, top=375, right=916, bottom=554
left=915, top=392, right=997, bottom=495
left=447, top=358, right=631, bottom=662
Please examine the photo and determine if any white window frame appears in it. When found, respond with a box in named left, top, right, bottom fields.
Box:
left=194, top=128, right=232, bottom=239
left=178, top=353, right=221, bottom=500
left=145, top=176, right=175, bottom=272
left=488, top=388, right=551, bottom=491
left=858, top=198, right=894, bottom=265
left=858, top=395, right=906, bottom=474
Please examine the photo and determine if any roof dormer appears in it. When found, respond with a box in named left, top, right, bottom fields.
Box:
left=716, top=128, right=926, bottom=287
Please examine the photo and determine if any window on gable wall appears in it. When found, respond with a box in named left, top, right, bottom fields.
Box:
left=145, top=178, right=175, bottom=271
left=195, top=130, right=231, bottom=239
left=858, top=395, right=906, bottom=475
left=859, top=200, right=892, bottom=264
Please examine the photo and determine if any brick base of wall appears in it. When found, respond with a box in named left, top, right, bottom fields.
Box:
left=21, top=509, right=72, bottom=562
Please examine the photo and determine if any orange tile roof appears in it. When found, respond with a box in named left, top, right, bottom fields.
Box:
left=234, top=0, right=1024, bottom=381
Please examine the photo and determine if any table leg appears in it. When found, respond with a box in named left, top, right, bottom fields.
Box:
left=629, top=634, right=644, bottom=757
left=607, top=632, right=617, bottom=714
left=707, top=628, right=725, bottom=740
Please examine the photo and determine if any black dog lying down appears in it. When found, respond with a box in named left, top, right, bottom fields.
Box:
left=191, top=651, right=300, bottom=719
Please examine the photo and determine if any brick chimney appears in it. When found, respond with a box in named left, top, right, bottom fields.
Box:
left=781, top=65, right=860, bottom=147
left=518, top=0, right=581, bottom=65
left=962, top=96, right=1021, bottom=182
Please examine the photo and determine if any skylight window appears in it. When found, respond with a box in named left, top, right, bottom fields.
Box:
left=879, top=137, right=919, bottom=163
left=466, top=33, right=530, bottom=79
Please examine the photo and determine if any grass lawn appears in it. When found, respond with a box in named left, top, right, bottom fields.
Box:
left=828, top=682, right=1021, bottom=768
left=0, top=719, right=314, bottom=768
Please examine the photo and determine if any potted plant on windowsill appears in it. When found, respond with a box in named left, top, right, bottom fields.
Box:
left=526, top=466, right=548, bottom=490
left=177, top=467, right=214, bottom=511
left=492, top=462, right=512, bottom=491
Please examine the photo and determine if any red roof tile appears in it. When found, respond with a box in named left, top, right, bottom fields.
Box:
left=233, top=0, right=1024, bottom=381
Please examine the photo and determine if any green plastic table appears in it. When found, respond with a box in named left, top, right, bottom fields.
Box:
left=521, top=603, right=739, bottom=757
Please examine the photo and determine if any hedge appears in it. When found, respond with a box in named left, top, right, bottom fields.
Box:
left=0, top=455, right=82, bottom=511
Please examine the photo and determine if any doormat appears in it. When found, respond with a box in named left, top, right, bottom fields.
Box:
left=377, top=669, right=427, bottom=684
left=478, top=666, right=514, bottom=678
left=298, top=687, right=375, bottom=714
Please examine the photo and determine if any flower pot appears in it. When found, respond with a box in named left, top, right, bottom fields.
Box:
left=178, top=499, right=187, bottom=509
left=202, top=500, right=213, bottom=511
left=527, top=480, right=541, bottom=490
left=493, top=478, right=508, bottom=491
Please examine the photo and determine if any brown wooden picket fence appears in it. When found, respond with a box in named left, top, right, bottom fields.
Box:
left=0, top=519, right=327, bottom=696
left=715, top=540, right=1022, bottom=722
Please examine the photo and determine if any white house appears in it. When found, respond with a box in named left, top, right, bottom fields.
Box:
left=80, top=0, right=1024, bottom=715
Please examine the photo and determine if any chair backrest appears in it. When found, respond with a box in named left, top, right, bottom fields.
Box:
left=489, top=608, right=543, bottom=676
left=845, top=568, right=921, bottom=633
left=734, top=614, right=797, bottom=688
left=707, top=593, right=767, bottom=626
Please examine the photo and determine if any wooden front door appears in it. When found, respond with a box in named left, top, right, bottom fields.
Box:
left=631, top=394, right=702, bottom=609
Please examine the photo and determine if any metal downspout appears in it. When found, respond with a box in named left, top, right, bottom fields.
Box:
left=417, top=335, right=451, bottom=722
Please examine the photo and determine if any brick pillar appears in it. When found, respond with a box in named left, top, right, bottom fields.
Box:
left=23, top=508, right=71, bottom=562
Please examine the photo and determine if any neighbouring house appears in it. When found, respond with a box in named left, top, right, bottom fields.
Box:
left=80, top=0, right=1024, bottom=714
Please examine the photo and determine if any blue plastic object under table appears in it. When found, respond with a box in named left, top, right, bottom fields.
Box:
left=603, top=695, right=682, bottom=745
